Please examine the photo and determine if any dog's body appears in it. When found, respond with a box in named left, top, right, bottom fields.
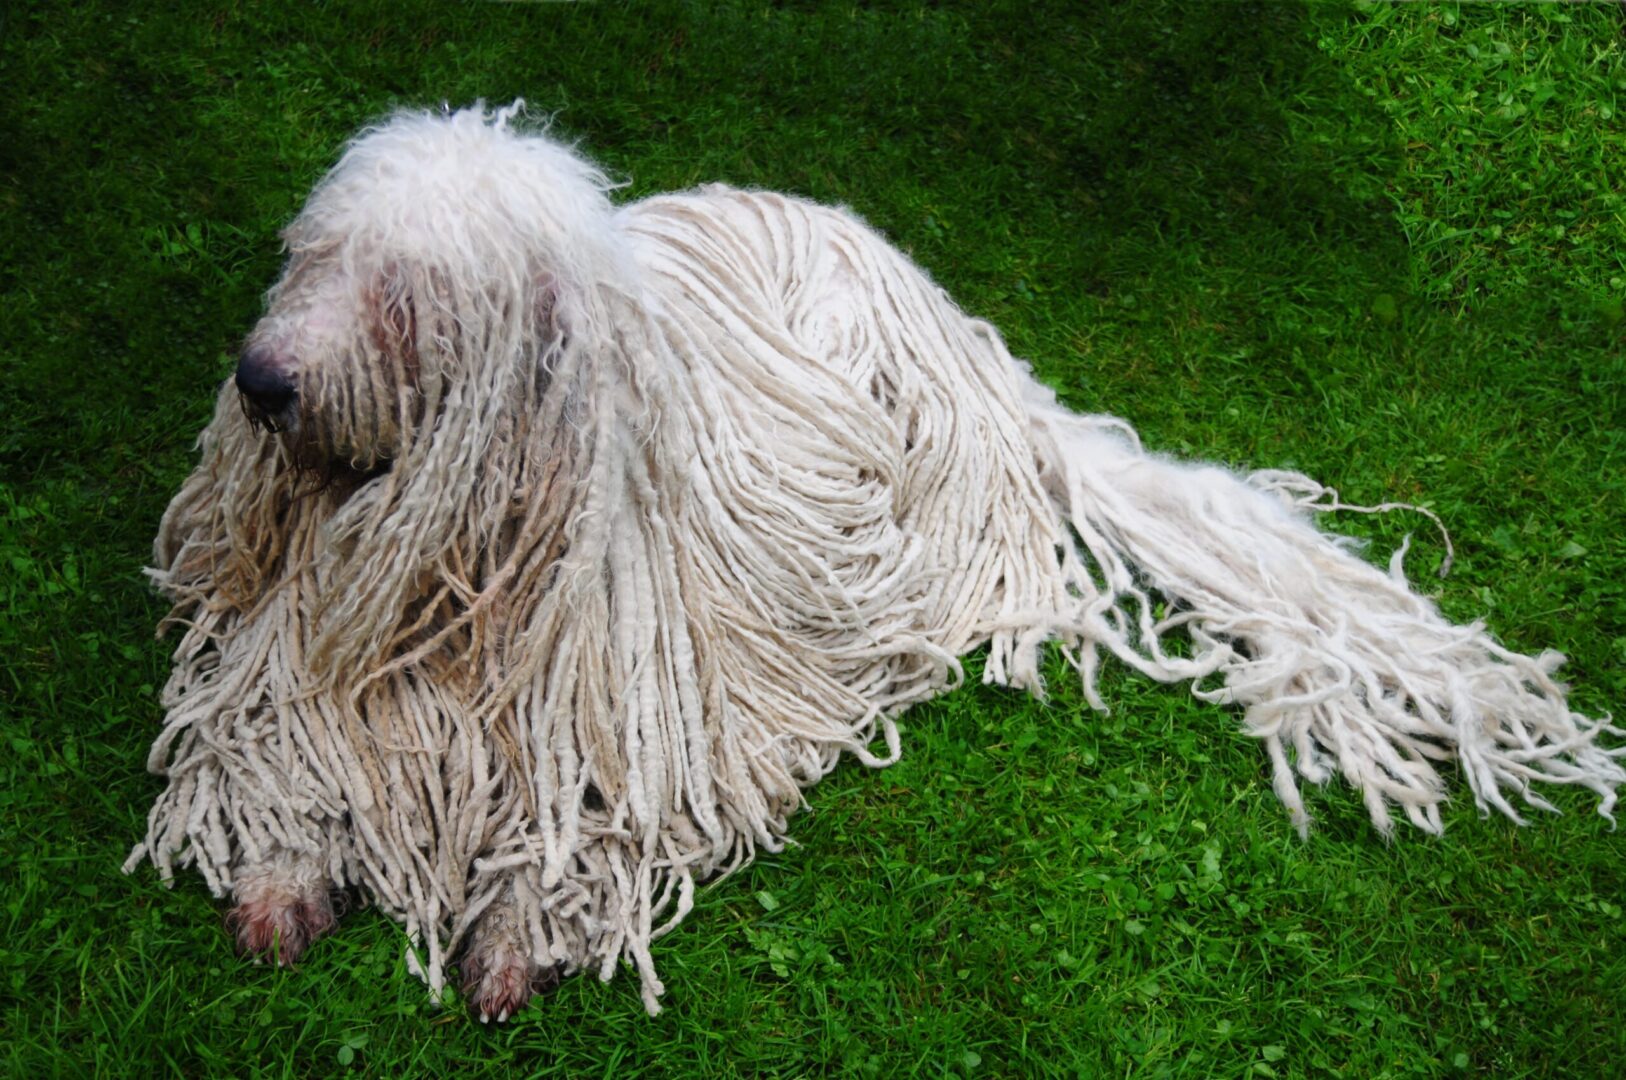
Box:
left=127, top=105, right=1622, bottom=1020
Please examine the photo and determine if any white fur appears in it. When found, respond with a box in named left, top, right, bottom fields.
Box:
left=126, top=103, right=1624, bottom=1015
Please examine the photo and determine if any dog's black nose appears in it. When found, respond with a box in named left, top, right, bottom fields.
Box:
left=236, top=346, right=296, bottom=415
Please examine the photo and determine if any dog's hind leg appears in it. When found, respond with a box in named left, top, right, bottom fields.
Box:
left=226, top=853, right=337, bottom=966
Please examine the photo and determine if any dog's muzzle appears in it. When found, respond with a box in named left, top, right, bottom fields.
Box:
left=236, top=344, right=297, bottom=430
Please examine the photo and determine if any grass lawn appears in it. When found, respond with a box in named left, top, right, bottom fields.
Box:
left=3, top=1, right=1623, bottom=1076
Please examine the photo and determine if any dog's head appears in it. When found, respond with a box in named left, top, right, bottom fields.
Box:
left=234, top=103, right=619, bottom=476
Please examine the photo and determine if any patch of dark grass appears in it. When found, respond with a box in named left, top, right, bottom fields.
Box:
left=3, top=1, right=1622, bottom=1076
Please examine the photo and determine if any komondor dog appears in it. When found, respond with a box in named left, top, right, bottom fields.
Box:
left=126, top=103, right=1623, bottom=1020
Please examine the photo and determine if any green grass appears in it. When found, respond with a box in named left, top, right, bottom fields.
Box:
left=3, top=1, right=1623, bottom=1076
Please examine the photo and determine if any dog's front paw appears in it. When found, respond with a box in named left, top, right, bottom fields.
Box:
left=227, top=864, right=336, bottom=966
left=460, top=919, right=562, bottom=1023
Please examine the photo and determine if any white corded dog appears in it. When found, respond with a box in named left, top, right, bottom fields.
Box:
left=126, top=103, right=1623, bottom=1020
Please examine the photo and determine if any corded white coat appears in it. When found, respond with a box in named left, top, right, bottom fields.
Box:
left=127, top=105, right=1624, bottom=1013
